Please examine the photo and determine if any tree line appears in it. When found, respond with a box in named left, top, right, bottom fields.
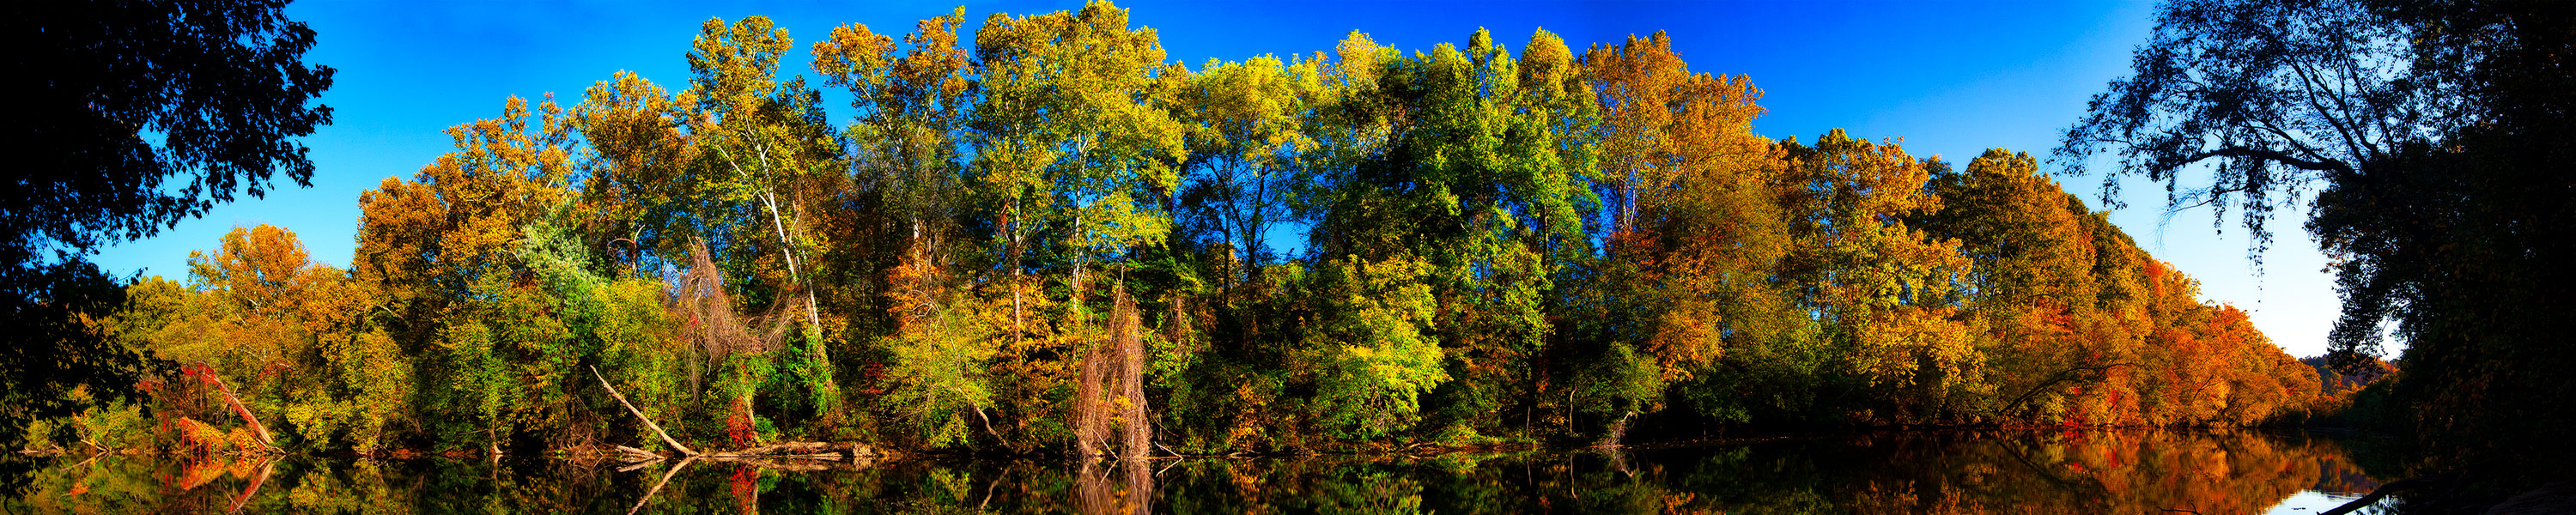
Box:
left=42, top=2, right=2323, bottom=458
left=2062, top=0, right=2576, bottom=506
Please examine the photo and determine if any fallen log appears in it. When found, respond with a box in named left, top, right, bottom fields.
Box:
left=195, top=368, right=276, bottom=450
left=590, top=366, right=696, bottom=457
left=2323, top=470, right=2458, bottom=515
left=695, top=456, right=873, bottom=471
left=696, top=441, right=881, bottom=459
left=613, top=445, right=663, bottom=461
left=716, top=441, right=834, bottom=457
left=714, top=457, right=835, bottom=472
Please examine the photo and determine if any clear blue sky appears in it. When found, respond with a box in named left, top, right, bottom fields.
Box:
left=88, top=0, right=2346, bottom=358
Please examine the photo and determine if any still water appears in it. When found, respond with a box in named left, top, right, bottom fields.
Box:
left=8, top=429, right=2391, bottom=514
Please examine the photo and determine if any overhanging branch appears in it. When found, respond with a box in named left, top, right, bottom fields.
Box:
left=2173, top=146, right=2357, bottom=181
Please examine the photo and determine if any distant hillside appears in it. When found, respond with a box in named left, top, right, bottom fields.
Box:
left=2300, top=356, right=2395, bottom=397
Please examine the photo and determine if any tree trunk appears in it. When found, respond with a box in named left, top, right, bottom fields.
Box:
left=1009, top=199, right=1024, bottom=353
left=1595, top=411, right=1637, bottom=448
left=195, top=368, right=274, bottom=450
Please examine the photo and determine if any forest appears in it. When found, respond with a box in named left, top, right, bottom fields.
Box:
left=25, top=2, right=2330, bottom=460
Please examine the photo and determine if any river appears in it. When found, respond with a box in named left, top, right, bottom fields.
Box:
left=5, top=428, right=2395, bottom=514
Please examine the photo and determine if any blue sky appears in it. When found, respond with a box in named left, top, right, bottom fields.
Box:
left=88, top=0, right=2345, bottom=357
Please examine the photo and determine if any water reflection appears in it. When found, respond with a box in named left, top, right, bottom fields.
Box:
left=4, top=429, right=2389, bottom=514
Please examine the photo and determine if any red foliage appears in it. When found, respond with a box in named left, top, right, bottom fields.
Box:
left=726, top=400, right=756, bottom=448
left=728, top=466, right=760, bottom=512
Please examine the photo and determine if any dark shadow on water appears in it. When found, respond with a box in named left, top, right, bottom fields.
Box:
left=2, top=429, right=2398, bottom=514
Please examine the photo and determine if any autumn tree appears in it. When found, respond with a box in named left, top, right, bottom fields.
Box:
left=1773, top=130, right=1975, bottom=421
left=353, top=96, right=577, bottom=453
left=568, top=70, right=692, bottom=265
left=185, top=226, right=399, bottom=450
left=969, top=1, right=1185, bottom=454
left=1565, top=32, right=1788, bottom=435
left=1918, top=149, right=2129, bottom=421
left=813, top=8, right=995, bottom=448
left=3, top=0, right=331, bottom=479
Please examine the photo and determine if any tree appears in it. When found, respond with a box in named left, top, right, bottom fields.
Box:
left=1304, top=255, right=1446, bottom=440
left=354, top=96, right=577, bottom=453
left=1917, top=149, right=2117, bottom=421
left=1775, top=130, right=1976, bottom=421
left=683, top=15, right=848, bottom=416
left=568, top=70, right=693, bottom=264
left=2064, top=0, right=2576, bottom=487
left=1573, top=32, right=1787, bottom=429
left=178, top=224, right=349, bottom=400
left=1173, top=54, right=1320, bottom=297
left=1, top=0, right=332, bottom=476
left=2057, top=0, right=2426, bottom=266
left=972, top=0, right=1185, bottom=308
left=1303, top=27, right=1601, bottom=439
left=813, top=9, right=995, bottom=448
left=969, top=1, right=1187, bottom=451
left=164, top=225, right=409, bottom=451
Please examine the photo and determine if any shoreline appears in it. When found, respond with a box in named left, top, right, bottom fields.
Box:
left=15, top=424, right=2381, bottom=465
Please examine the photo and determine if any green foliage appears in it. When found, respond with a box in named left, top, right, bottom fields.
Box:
left=1301, top=27, right=1601, bottom=440
left=877, top=294, right=996, bottom=448
left=1568, top=342, right=1662, bottom=426
left=592, top=278, right=685, bottom=446
left=57, top=2, right=2334, bottom=460
left=1304, top=256, right=1447, bottom=440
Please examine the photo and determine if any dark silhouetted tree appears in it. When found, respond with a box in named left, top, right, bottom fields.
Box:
left=2064, top=0, right=2576, bottom=498
left=1, top=0, right=332, bottom=484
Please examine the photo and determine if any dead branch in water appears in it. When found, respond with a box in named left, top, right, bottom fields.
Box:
left=591, top=365, right=696, bottom=457
left=614, top=445, right=663, bottom=461
left=224, top=458, right=276, bottom=515
left=193, top=367, right=276, bottom=451
left=626, top=456, right=696, bottom=515
left=1115, top=286, right=1150, bottom=460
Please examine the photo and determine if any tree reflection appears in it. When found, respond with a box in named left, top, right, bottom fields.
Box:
left=1, top=430, right=2386, bottom=514
left=1076, top=459, right=1154, bottom=515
